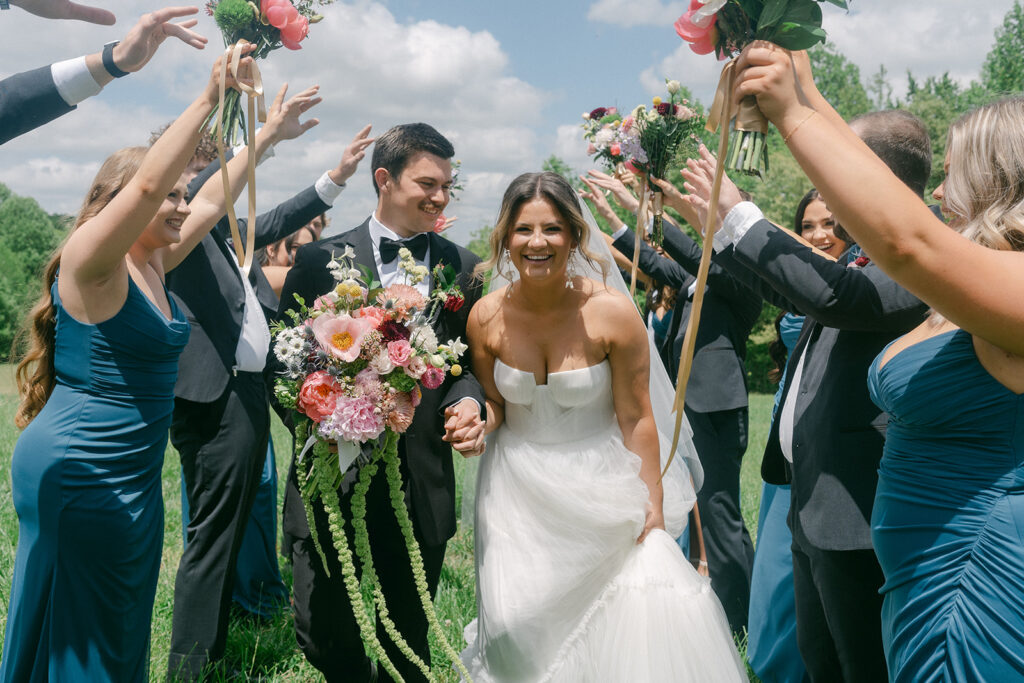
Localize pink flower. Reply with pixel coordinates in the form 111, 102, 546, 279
587, 143, 597, 155
405, 354, 427, 380
297, 370, 342, 422
621, 115, 635, 132
310, 312, 371, 362
312, 293, 337, 312
421, 365, 445, 390
410, 385, 422, 408
378, 284, 426, 322
433, 214, 448, 233
333, 394, 385, 442
387, 339, 414, 367
688, 26, 718, 55
609, 143, 622, 156
354, 367, 383, 397
265, 0, 296, 29
386, 391, 415, 433
356, 305, 387, 330
281, 14, 309, 43
674, 8, 715, 43
607, 106, 618, 116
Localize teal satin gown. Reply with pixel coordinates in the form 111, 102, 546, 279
869, 329, 1024, 681
1, 278, 188, 682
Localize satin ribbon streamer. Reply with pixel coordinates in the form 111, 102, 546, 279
214, 40, 267, 275
628, 176, 650, 299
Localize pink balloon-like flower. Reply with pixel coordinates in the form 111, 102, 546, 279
674, 8, 715, 43
266, 4, 292, 29
689, 26, 718, 55
281, 14, 308, 43
311, 312, 372, 362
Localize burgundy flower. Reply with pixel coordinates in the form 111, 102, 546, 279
444, 292, 465, 312
657, 102, 674, 117
379, 320, 411, 342
589, 107, 608, 120
853, 255, 871, 268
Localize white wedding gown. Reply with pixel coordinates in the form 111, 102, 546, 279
460, 358, 747, 682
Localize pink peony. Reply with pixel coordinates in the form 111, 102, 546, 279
404, 354, 427, 380
297, 370, 342, 422
265, 2, 295, 29
421, 365, 445, 390
387, 339, 414, 367
674, 8, 715, 44
689, 26, 718, 55
333, 394, 385, 442
609, 143, 622, 157
386, 392, 415, 433
310, 312, 371, 362
356, 305, 387, 330
280, 14, 308, 43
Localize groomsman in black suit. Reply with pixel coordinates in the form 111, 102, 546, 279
608, 216, 761, 634
163, 102, 374, 677
702, 110, 933, 681
277, 123, 486, 683
0, 5, 206, 145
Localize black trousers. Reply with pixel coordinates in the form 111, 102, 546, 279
289, 456, 447, 683
687, 405, 754, 634
167, 372, 270, 680
791, 523, 887, 682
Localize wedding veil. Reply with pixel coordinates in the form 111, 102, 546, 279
460, 195, 703, 538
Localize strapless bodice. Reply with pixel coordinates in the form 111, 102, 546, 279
494, 358, 615, 445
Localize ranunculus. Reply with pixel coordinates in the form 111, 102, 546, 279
609, 143, 622, 157
265, 1, 295, 29
310, 312, 371, 362
297, 370, 342, 422
421, 365, 445, 390
355, 305, 387, 330
387, 339, 414, 367
657, 102, 673, 117
386, 391, 415, 433
589, 107, 608, 120
405, 354, 427, 380
379, 320, 411, 343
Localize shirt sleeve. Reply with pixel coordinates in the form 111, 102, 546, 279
314, 170, 346, 206
50, 56, 102, 106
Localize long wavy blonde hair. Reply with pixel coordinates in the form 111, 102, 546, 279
474, 171, 608, 283
13, 147, 147, 428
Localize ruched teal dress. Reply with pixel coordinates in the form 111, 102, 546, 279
869, 329, 1024, 681
1, 278, 188, 682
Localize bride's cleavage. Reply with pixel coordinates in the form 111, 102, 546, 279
497, 357, 608, 386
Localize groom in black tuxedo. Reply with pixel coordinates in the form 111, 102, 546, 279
277, 123, 486, 683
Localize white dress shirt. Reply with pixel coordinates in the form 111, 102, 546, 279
51, 57, 101, 106
368, 214, 431, 297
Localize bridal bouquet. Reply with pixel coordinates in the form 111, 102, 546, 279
626, 80, 704, 246
206, 0, 333, 143
674, 0, 847, 177
581, 106, 630, 172
272, 247, 472, 681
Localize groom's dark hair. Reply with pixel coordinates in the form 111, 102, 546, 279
371, 123, 455, 196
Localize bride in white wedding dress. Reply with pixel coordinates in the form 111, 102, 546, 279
458, 172, 746, 682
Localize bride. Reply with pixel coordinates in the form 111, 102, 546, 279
458, 172, 746, 682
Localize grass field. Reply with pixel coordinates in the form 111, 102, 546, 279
0, 385, 773, 681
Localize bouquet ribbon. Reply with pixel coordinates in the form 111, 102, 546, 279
706, 58, 769, 137
662, 61, 737, 478
628, 177, 650, 298
214, 40, 267, 275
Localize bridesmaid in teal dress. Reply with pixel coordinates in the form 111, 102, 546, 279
729, 49, 1024, 682
0, 48, 263, 682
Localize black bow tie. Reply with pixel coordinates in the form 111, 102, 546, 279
379, 233, 429, 264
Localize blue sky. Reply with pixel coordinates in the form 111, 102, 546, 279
0, 0, 1016, 245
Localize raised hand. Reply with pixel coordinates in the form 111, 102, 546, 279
202, 42, 256, 105
329, 125, 376, 186
734, 41, 814, 136
262, 83, 323, 144
443, 399, 485, 458
9, 0, 115, 24
578, 174, 621, 227
583, 169, 640, 213
679, 145, 745, 233
112, 6, 208, 73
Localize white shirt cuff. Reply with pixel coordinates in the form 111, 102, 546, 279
315, 170, 346, 206
51, 56, 102, 106
611, 224, 630, 241
715, 201, 764, 252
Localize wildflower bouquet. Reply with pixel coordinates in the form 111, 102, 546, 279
581, 106, 631, 172
626, 80, 704, 246
206, 0, 333, 144
272, 246, 472, 681
674, 0, 848, 177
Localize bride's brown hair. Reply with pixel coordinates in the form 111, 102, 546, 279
12, 147, 147, 428
474, 172, 608, 282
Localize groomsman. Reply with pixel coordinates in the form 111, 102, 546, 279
277, 123, 486, 683
705, 110, 933, 681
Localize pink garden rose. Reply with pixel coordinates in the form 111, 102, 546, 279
387, 339, 414, 367
297, 370, 341, 422
421, 365, 445, 390
404, 354, 427, 380
311, 312, 372, 362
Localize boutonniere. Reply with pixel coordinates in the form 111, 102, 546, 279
850, 255, 871, 268
430, 262, 465, 313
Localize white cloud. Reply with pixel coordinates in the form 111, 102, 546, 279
587, 0, 687, 28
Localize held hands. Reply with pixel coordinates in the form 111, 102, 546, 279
9, 0, 114, 24
329, 125, 376, 186
113, 6, 208, 72
262, 83, 323, 144
443, 399, 485, 458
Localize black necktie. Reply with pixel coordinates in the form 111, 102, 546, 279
379, 233, 429, 264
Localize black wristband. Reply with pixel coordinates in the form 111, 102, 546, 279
102, 41, 129, 78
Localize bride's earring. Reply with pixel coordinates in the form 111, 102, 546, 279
499, 248, 514, 283
565, 251, 578, 289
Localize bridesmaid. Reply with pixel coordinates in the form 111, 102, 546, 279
0, 47, 269, 681
735, 44, 1024, 681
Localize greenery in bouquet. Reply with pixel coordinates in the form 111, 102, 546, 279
205, 0, 333, 144
626, 80, 705, 246
272, 246, 471, 680
581, 106, 629, 172
674, 0, 848, 178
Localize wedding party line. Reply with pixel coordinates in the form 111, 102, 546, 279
2, 0, 1024, 681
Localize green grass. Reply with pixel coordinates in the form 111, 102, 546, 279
0, 390, 773, 681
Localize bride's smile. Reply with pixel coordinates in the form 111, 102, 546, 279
508, 198, 575, 281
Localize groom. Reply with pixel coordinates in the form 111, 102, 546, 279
277, 123, 486, 683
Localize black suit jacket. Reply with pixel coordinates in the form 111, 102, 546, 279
277, 220, 486, 547
0, 65, 75, 145
716, 219, 928, 550
167, 160, 330, 402
614, 226, 761, 413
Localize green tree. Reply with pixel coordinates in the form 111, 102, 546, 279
982, 0, 1024, 94
868, 63, 894, 110
808, 42, 871, 119
466, 224, 493, 261
541, 154, 579, 187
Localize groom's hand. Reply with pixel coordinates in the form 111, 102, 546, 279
443, 399, 485, 458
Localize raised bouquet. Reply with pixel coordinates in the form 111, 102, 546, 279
674, 0, 847, 177
206, 0, 333, 144
272, 247, 472, 681
581, 106, 629, 172
625, 80, 704, 246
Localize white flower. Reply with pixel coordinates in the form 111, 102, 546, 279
369, 349, 394, 374
429, 353, 446, 368
342, 245, 356, 259
398, 246, 412, 260
346, 268, 361, 280
447, 337, 468, 357
594, 127, 615, 147
410, 325, 438, 354
582, 112, 591, 120
694, 0, 727, 25
666, 80, 681, 95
